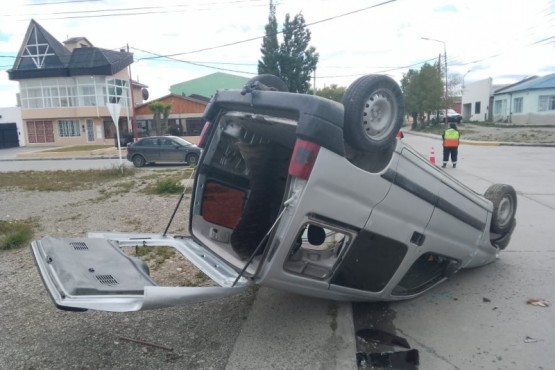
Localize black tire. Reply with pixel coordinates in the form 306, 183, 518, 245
186, 153, 199, 166
132, 155, 146, 168
245, 74, 288, 92
342, 75, 404, 151
484, 184, 517, 234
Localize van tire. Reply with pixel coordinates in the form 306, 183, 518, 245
245, 74, 288, 92
343, 75, 404, 151
484, 184, 517, 234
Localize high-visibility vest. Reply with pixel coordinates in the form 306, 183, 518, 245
443, 129, 460, 147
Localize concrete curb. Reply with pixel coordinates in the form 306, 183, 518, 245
225, 287, 357, 370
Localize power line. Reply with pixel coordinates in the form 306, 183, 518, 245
3, 0, 266, 20
138, 0, 398, 60
132, 46, 256, 75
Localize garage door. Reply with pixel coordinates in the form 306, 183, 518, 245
0, 123, 19, 149
27, 121, 54, 144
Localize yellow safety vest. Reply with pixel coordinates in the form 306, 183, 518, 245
443, 129, 460, 147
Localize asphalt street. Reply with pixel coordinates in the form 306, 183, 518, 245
1, 134, 554, 369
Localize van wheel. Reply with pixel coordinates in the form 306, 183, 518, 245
484, 184, 517, 234
245, 74, 288, 92
342, 75, 404, 151
132, 155, 146, 168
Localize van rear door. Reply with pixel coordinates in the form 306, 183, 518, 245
31, 232, 250, 312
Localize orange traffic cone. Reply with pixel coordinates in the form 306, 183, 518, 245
429, 147, 436, 165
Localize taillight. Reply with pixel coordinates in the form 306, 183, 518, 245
198, 121, 211, 148
288, 138, 320, 180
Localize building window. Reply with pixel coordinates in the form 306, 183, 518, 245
494, 99, 508, 114
513, 97, 523, 113
19, 76, 106, 109
58, 119, 81, 137
539, 95, 555, 112
79, 85, 97, 106
494, 100, 502, 114
475, 102, 481, 114
106, 78, 128, 106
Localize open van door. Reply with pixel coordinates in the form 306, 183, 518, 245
31, 232, 250, 312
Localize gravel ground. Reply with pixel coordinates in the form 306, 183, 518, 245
0, 169, 256, 370
458, 123, 555, 144
405, 122, 555, 144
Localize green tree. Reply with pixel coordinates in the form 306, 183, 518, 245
258, 1, 280, 76
258, 7, 319, 93
279, 13, 319, 93
401, 62, 444, 129
148, 102, 172, 135
314, 84, 346, 102
419, 62, 444, 121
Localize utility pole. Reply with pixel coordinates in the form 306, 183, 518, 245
127, 44, 138, 141
422, 37, 448, 124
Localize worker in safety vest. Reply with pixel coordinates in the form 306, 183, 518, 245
442, 123, 460, 168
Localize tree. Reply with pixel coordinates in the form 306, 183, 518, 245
148, 102, 172, 135
401, 62, 444, 129
258, 1, 280, 76
258, 7, 319, 93
278, 13, 319, 93
314, 84, 346, 102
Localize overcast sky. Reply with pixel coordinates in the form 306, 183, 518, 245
0, 0, 554, 107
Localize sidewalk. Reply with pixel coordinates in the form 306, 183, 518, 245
0, 145, 123, 161
225, 287, 357, 370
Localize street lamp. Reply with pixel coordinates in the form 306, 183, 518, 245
462, 69, 472, 89
422, 37, 448, 124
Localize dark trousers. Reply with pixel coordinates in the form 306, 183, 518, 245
443, 146, 458, 163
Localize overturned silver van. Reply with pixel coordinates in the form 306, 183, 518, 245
31, 74, 517, 312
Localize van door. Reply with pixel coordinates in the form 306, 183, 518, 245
31, 232, 250, 312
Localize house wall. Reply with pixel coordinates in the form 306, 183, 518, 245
0, 107, 25, 146
461, 78, 492, 122
494, 89, 555, 125
135, 95, 206, 115
134, 95, 208, 136
17, 72, 143, 146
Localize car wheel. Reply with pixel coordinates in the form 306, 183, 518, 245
132, 155, 146, 168
245, 74, 288, 92
342, 74, 404, 151
186, 153, 199, 166
484, 184, 517, 234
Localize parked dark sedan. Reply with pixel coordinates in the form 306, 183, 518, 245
126, 136, 201, 167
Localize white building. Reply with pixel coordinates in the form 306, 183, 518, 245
461, 78, 508, 123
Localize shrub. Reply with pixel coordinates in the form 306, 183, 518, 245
0, 219, 36, 250
156, 178, 185, 194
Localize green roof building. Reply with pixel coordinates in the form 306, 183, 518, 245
170, 72, 250, 99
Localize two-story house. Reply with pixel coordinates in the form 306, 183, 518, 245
7, 19, 146, 146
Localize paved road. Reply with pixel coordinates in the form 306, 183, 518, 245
1, 136, 554, 369
0, 147, 193, 172
351, 133, 555, 369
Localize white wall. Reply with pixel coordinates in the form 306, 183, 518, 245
461, 78, 492, 122
494, 89, 555, 125
0, 106, 25, 146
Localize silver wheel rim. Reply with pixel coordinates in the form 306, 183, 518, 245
497, 196, 513, 228
362, 88, 397, 142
